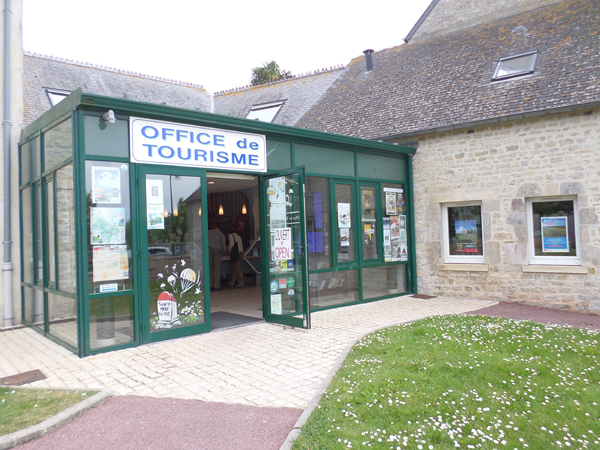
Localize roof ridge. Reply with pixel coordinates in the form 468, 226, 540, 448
24, 50, 206, 90
214, 65, 346, 95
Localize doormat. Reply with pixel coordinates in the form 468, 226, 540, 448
210, 312, 263, 330
410, 294, 437, 299
0, 369, 47, 386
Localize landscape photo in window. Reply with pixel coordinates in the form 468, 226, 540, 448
454, 220, 479, 253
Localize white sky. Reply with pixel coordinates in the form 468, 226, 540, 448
22, 0, 431, 94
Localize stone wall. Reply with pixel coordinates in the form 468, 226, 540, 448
410, 0, 559, 43
406, 107, 600, 313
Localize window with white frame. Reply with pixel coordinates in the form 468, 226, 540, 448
492, 51, 537, 81
526, 197, 580, 265
46, 89, 70, 106
245, 100, 285, 122
442, 203, 484, 263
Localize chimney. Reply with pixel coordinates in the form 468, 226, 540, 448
363, 49, 374, 72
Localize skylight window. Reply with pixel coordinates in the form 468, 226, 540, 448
246, 101, 285, 122
46, 89, 70, 106
492, 51, 537, 81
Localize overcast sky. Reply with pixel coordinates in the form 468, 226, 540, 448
22, 0, 431, 94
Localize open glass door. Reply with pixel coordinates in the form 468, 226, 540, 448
137, 165, 208, 343
261, 168, 310, 328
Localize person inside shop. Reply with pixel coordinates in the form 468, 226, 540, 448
208, 220, 227, 291
227, 225, 244, 289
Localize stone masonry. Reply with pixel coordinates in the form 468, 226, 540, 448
406, 107, 600, 313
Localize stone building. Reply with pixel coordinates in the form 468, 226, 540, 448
2, 0, 599, 329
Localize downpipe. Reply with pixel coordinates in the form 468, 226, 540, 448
3, 0, 13, 327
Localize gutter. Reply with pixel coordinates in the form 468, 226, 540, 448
376, 101, 600, 142
3, 0, 12, 327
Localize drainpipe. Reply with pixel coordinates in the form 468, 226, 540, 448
3, 0, 12, 327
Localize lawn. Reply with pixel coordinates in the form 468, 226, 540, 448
0, 388, 95, 436
293, 315, 600, 449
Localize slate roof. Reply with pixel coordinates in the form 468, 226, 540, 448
214, 68, 345, 127
296, 0, 600, 139
23, 53, 212, 125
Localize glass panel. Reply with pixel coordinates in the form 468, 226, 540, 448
35, 185, 43, 284
246, 104, 282, 122
84, 115, 129, 158
336, 184, 355, 263
43, 118, 73, 170
56, 164, 76, 293
363, 265, 406, 299
22, 286, 44, 328
46, 178, 56, 285
306, 177, 331, 270
20, 137, 40, 185
295, 144, 355, 177
495, 53, 536, 79
21, 187, 34, 284
86, 161, 132, 293
361, 185, 378, 260
48, 292, 77, 348
265, 174, 305, 317
382, 183, 408, 262
309, 269, 359, 309
147, 175, 205, 332
90, 295, 134, 349
266, 140, 291, 170
447, 205, 483, 256
357, 153, 405, 182
532, 201, 576, 257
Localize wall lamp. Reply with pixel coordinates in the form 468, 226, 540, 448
102, 110, 116, 124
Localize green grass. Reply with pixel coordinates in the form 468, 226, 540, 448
293, 315, 600, 449
0, 388, 96, 436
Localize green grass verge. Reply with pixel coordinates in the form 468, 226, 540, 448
293, 315, 600, 449
0, 388, 97, 436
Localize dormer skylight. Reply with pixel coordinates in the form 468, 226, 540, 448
492, 51, 538, 81
246, 100, 285, 122
46, 89, 70, 106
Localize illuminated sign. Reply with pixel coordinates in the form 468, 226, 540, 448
130, 117, 266, 172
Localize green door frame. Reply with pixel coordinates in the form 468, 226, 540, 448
260, 167, 311, 329
135, 164, 211, 344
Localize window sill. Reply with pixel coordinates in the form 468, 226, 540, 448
440, 264, 489, 272
522, 265, 588, 274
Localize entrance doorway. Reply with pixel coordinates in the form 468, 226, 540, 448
205, 172, 263, 330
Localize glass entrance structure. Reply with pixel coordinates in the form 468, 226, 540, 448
18, 89, 417, 357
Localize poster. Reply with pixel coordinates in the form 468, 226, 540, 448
383, 217, 392, 262
270, 294, 282, 315
391, 237, 401, 262
92, 245, 129, 282
396, 192, 406, 214
338, 203, 351, 228
307, 231, 325, 253
92, 166, 121, 204
340, 228, 350, 247
91, 207, 126, 244
267, 176, 287, 228
390, 216, 400, 238
399, 243, 408, 261
273, 227, 291, 261
385, 192, 397, 215
314, 192, 324, 229
147, 204, 165, 230
541, 217, 569, 252
146, 179, 164, 205
399, 229, 407, 243
455, 220, 479, 253
398, 215, 406, 229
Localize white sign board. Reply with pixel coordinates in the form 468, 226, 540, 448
130, 117, 267, 172
273, 227, 292, 261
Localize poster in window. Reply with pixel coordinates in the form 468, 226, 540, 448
455, 220, 479, 253
385, 192, 397, 215
146, 179, 164, 205
147, 204, 165, 230
267, 176, 287, 228
314, 192, 324, 229
340, 228, 350, 247
398, 215, 406, 229
91, 207, 126, 244
399, 243, 408, 261
391, 237, 401, 262
92, 245, 129, 282
396, 192, 406, 214
390, 216, 400, 238
383, 217, 392, 262
92, 166, 121, 204
541, 216, 569, 252
338, 203, 351, 228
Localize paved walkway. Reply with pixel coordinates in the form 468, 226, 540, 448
0, 296, 493, 409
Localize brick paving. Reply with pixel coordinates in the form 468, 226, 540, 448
0, 296, 493, 409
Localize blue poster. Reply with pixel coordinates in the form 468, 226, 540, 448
314, 192, 324, 229
308, 231, 325, 253
541, 217, 569, 252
